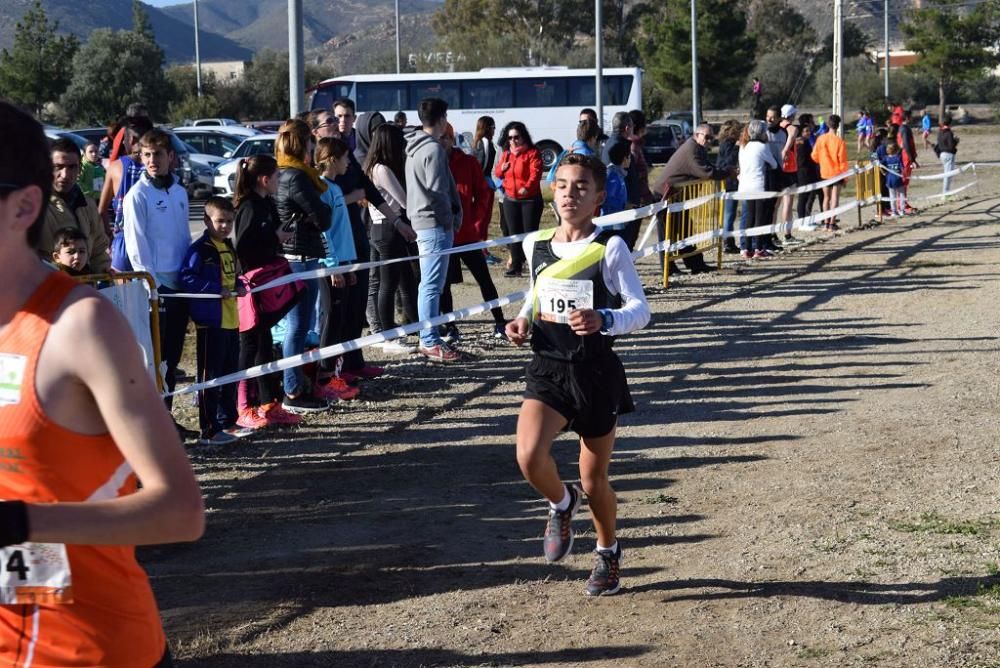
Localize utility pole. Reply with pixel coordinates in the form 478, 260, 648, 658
883, 0, 890, 100
832, 0, 843, 134
595, 0, 604, 128
288, 0, 304, 117
395, 0, 401, 75
193, 0, 202, 98
690, 0, 699, 125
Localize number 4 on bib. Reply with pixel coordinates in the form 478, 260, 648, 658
0, 543, 73, 604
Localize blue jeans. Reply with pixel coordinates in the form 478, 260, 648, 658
723, 197, 738, 245
282, 259, 319, 396
940, 152, 955, 194
416, 226, 453, 348
738, 200, 750, 251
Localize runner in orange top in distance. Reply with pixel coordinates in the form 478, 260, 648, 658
0, 101, 204, 667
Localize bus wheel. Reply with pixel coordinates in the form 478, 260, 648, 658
537, 141, 562, 171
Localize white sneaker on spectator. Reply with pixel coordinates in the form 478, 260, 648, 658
798, 221, 819, 232
379, 339, 417, 355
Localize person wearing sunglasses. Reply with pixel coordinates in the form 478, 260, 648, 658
495, 121, 543, 278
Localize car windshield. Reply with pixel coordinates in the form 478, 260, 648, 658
646, 127, 674, 144
234, 139, 275, 158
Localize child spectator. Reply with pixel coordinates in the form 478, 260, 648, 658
603, 141, 630, 216
314, 136, 362, 402
232, 155, 303, 429
123, 128, 192, 433
50, 226, 92, 275
882, 143, 905, 218
180, 196, 246, 445
811, 114, 848, 231
79, 141, 106, 202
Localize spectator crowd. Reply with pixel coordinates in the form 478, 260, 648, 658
29, 95, 958, 445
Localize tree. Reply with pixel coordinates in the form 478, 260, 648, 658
0, 0, 79, 117
818, 22, 871, 63
132, 0, 155, 41
639, 0, 756, 113
61, 28, 172, 125
746, 0, 817, 54
901, 0, 1000, 122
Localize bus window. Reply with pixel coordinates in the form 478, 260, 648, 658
310, 82, 353, 110
410, 81, 461, 109
462, 80, 514, 109
515, 78, 568, 108
567, 75, 634, 107
357, 82, 409, 112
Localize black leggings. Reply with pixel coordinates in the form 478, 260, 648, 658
318, 277, 350, 374
441, 249, 506, 325
796, 169, 818, 219
502, 195, 543, 271
374, 233, 418, 330
238, 323, 279, 406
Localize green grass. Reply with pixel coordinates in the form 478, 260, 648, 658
641, 493, 679, 505
888, 512, 997, 536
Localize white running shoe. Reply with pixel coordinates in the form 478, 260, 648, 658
379, 339, 417, 355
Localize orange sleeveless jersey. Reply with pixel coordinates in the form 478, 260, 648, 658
0, 272, 166, 667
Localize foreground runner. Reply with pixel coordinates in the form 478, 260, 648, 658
506, 153, 651, 596
0, 102, 205, 666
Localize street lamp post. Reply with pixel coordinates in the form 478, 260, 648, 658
691, 0, 700, 125
395, 0, 401, 75
288, 0, 304, 116
883, 0, 890, 100
193, 0, 202, 98
595, 0, 604, 127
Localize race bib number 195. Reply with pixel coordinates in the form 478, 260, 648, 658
536, 277, 594, 324
0, 543, 73, 605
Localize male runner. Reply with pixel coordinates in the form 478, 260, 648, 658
506, 153, 651, 596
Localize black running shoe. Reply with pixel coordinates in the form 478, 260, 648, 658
281, 394, 329, 414
586, 543, 623, 596
543, 484, 583, 563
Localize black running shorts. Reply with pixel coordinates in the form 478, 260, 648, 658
523, 353, 634, 438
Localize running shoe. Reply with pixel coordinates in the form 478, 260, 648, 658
493, 323, 509, 341
282, 394, 329, 413
798, 221, 819, 232
262, 402, 303, 426
224, 426, 255, 439
753, 249, 773, 259
543, 484, 583, 563
783, 235, 803, 246
740, 249, 753, 259
585, 543, 623, 596
236, 406, 269, 431
315, 376, 360, 401
484, 252, 503, 266
419, 342, 460, 363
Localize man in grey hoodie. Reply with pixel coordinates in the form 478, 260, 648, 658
406, 97, 463, 362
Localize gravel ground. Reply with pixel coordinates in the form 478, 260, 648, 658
148, 151, 1000, 667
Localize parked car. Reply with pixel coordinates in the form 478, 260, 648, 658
43, 127, 90, 151
162, 129, 225, 200
245, 120, 284, 133
663, 118, 692, 143
69, 127, 109, 147
212, 133, 277, 196
172, 127, 243, 158
190, 118, 259, 138
643, 123, 679, 165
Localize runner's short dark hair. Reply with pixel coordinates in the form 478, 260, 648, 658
333, 98, 356, 114
0, 101, 53, 247
556, 152, 607, 193
50, 137, 81, 157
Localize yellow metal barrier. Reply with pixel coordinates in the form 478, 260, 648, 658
854, 161, 882, 226
662, 179, 725, 288
74, 271, 164, 391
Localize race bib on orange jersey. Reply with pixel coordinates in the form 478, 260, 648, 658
0, 543, 73, 605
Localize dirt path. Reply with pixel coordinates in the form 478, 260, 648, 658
149, 182, 1000, 667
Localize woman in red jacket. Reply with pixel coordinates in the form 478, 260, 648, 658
495, 121, 543, 277
440, 124, 508, 340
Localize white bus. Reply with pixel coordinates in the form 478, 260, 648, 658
307, 67, 642, 169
